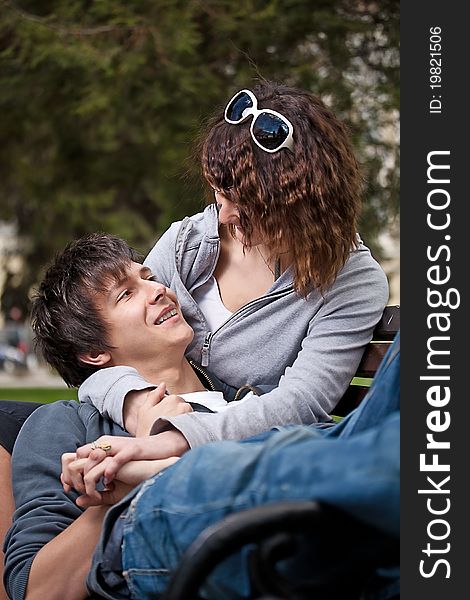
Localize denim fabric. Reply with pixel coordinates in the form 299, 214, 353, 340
87, 503, 131, 599
89, 332, 400, 600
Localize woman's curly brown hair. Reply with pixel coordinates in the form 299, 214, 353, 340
199, 81, 362, 296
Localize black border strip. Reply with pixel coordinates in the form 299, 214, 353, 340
401, 2, 467, 597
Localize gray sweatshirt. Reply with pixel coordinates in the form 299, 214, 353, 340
3, 401, 129, 600
79, 205, 389, 446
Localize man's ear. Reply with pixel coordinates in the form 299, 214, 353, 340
79, 350, 112, 368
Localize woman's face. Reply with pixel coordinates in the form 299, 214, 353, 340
214, 190, 263, 246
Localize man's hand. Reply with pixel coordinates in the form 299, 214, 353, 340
62, 429, 189, 498
61, 453, 179, 507
123, 383, 193, 436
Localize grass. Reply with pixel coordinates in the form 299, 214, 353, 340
0, 378, 372, 408
350, 376, 372, 387
0, 388, 78, 403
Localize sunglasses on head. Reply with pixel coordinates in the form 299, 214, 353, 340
224, 89, 294, 154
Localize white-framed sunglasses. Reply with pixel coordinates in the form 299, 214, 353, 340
224, 89, 294, 153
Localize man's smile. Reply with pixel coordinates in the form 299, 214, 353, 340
154, 307, 178, 326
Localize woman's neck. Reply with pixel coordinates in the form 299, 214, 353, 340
220, 225, 292, 273
214, 227, 292, 312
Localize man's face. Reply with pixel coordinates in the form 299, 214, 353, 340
94, 262, 193, 369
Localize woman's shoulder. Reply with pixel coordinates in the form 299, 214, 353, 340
330, 240, 389, 296
176, 204, 219, 242
150, 205, 218, 253
143, 205, 220, 291
347, 239, 386, 272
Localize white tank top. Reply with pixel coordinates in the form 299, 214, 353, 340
193, 276, 233, 332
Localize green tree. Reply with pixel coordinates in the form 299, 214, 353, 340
0, 0, 399, 317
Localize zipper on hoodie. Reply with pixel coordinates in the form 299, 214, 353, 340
188, 359, 217, 391
174, 210, 295, 368
199, 286, 294, 368
201, 332, 212, 367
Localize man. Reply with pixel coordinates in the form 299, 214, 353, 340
2, 232, 254, 600
0, 228, 253, 594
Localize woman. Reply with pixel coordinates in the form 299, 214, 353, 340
78, 81, 389, 449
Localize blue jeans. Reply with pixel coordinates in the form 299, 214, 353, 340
88, 332, 400, 600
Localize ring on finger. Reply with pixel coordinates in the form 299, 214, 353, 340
90, 440, 112, 452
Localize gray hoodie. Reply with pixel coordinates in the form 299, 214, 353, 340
79, 205, 389, 446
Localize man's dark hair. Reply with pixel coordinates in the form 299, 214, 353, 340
31, 233, 142, 387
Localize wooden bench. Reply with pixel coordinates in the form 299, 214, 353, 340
333, 304, 400, 417
162, 306, 400, 600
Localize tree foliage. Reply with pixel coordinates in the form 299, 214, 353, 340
0, 0, 399, 316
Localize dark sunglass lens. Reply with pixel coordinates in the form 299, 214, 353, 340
252, 113, 289, 150
226, 92, 253, 122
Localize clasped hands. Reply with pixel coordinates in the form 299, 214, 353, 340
61, 382, 191, 507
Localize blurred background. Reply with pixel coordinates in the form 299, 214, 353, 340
0, 0, 399, 385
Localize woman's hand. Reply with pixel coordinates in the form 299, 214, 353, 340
61, 452, 179, 507
135, 390, 192, 437
62, 436, 158, 494
62, 430, 189, 496
123, 383, 192, 436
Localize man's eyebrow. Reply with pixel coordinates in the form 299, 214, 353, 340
140, 266, 153, 278
108, 266, 152, 294
109, 274, 130, 293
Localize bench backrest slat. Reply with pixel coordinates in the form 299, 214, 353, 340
372, 305, 400, 340
333, 305, 399, 417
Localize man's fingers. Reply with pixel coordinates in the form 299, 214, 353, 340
76, 492, 104, 508
60, 472, 72, 493
82, 459, 110, 499
61, 452, 77, 490
76, 481, 130, 508
83, 447, 110, 476
64, 457, 89, 494
75, 442, 94, 460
